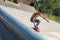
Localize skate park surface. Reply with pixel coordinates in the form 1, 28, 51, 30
0, 5, 60, 40
0, 0, 60, 39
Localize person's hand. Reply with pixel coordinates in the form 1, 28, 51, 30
47, 20, 49, 22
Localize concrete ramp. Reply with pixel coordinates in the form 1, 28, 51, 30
0, 5, 60, 40
0, 5, 46, 40
0, 18, 21, 40
0, 0, 36, 13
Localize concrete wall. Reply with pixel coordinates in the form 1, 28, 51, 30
0, 0, 36, 12
0, 20, 20, 40
0, 0, 5, 5
17, 0, 31, 5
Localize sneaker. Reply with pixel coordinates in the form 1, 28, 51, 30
33, 27, 40, 32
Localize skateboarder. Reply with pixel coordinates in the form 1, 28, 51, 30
30, 12, 49, 32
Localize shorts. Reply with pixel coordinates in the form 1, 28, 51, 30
30, 18, 39, 23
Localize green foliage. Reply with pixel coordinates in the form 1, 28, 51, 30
33, 0, 57, 12
43, 13, 60, 23
53, 8, 60, 16
29, 0, 60, 23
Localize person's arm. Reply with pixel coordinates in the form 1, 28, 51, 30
39, 13, 49, 22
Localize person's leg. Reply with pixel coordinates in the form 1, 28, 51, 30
35, 19, 40, 27
30, 18, 40, 32
30, 18, 35, 26
34, 19, 40, 30
36, 21, 40, 27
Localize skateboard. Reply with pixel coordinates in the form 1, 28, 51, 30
33, 27, 40, 32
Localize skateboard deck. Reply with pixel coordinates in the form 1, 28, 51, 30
33, 27, 40, 32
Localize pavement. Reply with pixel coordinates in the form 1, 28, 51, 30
0, 5, 60, 40
0, 0, 36, 12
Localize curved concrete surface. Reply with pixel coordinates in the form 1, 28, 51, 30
0, 0, 36, 13
0, 20, 20, 40
0, 5, 60, 40
0, 6, 46, 40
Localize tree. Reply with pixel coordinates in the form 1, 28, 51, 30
53, 8, 60, 17
30, 0, 60, 18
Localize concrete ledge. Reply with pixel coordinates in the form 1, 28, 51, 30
0, 7, 46, 40
0, 0, 36, 12
0, 15, 27, 40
